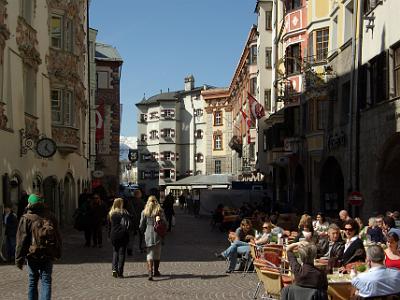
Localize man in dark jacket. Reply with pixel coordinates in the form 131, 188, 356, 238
15, 194, 62, 300
163, 192, 175, 232
318, 223, 344, 266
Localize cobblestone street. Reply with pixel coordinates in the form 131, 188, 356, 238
0, 210, 257, 299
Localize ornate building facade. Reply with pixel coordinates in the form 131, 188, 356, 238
94, 42, 123, 197
0, 0, 90, 226
136, 76, 210, 195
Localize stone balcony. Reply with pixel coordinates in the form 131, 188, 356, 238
52, 125, 80, 154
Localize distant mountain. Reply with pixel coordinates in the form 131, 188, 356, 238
120, 136, 137, 161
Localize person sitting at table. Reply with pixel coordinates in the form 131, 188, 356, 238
342, 219, 366, 266
383, 216, 400, 245
352, 245, 400, 298
318, 224, 344, 264
252, 221, 273, 245
313, 212, 330, 236
294, 221, 319, 244
385, 232, 400, 270
286, 241, 328, 290
365, 217, 385, 243
215, 218, 255, 273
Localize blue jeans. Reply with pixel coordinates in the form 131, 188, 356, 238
222, 240, 250, 271
27, 259, 53, 300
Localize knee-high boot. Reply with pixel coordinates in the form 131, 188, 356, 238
147, 260, 153, 280
154, 260, 160, 277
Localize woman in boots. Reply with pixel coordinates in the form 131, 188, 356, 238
140, 195, 166, 280
108, 198, 130, 278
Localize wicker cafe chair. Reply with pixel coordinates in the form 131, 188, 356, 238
251, 243, 288, 299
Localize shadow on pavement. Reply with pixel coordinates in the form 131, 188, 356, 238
56, 210, 230, 264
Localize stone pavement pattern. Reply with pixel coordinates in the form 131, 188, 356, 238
0, 210, 257, 299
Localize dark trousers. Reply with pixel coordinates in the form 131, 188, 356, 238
112, 244, 126, 275
92, 226, 102, 246
84, 229, 91, 246
6, 235, 16, 261
166, 214, 173, 231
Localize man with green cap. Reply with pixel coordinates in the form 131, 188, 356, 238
15, 193, 62, 300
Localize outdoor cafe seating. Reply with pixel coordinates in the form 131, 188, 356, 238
249, 242, 358, 300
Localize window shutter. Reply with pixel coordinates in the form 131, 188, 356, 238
171, 152, 175, 161
176, 153, 179, 160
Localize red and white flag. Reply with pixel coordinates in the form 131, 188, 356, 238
240, 109, 252, 144
248, 93, 265, 120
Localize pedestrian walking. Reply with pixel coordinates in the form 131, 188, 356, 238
108, 198, 131, 278
132, 189, 145, 252
178, 191, 186, 210
15, 194, 62, 300
163, 192, 175, 232
123, 195, 135, 256
3, 204, 18, 262
140, 195, 167, 280
88, 194, 107, 248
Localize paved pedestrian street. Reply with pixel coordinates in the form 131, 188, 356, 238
0, 211, 257, 299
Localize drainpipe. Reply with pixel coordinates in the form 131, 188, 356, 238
355, 0, 364, 216
349, 0, 362, 217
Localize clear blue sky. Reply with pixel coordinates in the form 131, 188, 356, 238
90, 1, 257, 137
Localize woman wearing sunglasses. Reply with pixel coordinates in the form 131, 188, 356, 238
342, 219, 366, 265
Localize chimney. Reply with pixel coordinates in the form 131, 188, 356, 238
184, 74, 195, 91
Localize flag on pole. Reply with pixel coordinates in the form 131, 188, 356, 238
240, 109, 252, 144
248, 92, 265, 119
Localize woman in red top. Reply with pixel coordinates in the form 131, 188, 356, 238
384, 232, 400, 269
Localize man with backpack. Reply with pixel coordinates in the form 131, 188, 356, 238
15, 194, 62, 300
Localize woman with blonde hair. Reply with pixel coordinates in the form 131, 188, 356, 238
140, 195, 166, 280
108, 198, 131, 278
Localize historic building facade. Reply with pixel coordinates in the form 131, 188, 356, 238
136, 76, 210, 195
255, 0, 274, 177
229, 26, 258, 180
94, 42, 123, 197
0, 0, 90, 226
201, 88, 232, 175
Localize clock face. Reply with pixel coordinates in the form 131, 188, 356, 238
36, 138, 57, 158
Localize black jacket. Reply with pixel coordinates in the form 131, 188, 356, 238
109, 212, 130, 246
287, 251, 328, 290
318, 238, 345, 261
281, 284, 328, 300
342, 237, 366, 265
4, 211, 18, 237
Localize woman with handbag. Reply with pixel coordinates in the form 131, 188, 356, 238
140, 195, 167, 280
